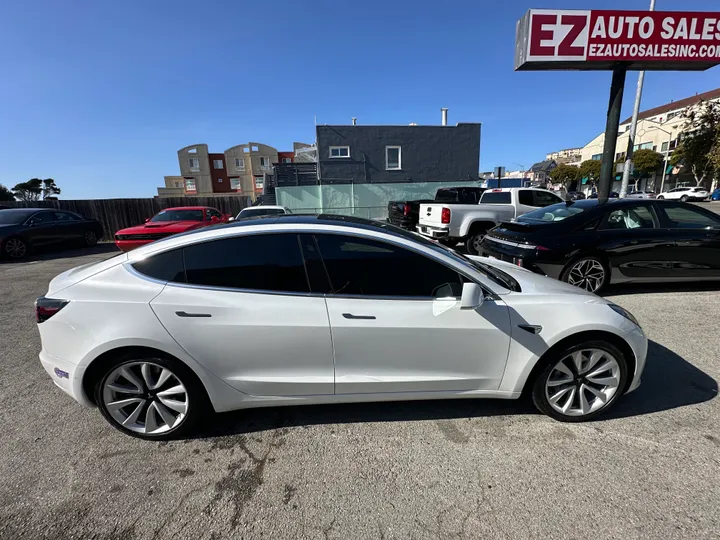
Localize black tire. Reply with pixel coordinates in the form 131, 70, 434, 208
464, 230, 487, 255
84, 229, 98, 247
531, 339, 629, 422
3, 237, 28, 259
680, 195, 689, 202
560, 255, 609, 294
94, 352, 210, 440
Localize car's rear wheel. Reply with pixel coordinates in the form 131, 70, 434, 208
3, 237, 28, 259
680, 195, 689, 202
94, 353, 208, 440
532, 340, 628, 421
465, 230, 486, 255
84, 230, 98, 246
561, 256, 609, 293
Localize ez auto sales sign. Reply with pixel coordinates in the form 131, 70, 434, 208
515, 10, 720, 71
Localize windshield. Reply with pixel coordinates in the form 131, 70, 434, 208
0, 210, 34, 225
518, 202, 588, 223
151, 209, 204, 222
239, 208, 285, 218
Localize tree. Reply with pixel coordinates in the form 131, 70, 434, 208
12, 178, 43, 201
632, 149, 664, 190
549, 163, 580, 190
578, 160, 602, 188
671, 100, 720, 187
0, 184, 14, 201
41, 178, 61, 200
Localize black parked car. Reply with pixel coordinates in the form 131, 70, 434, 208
0, 208, 103, 259
478, 199, 720, 293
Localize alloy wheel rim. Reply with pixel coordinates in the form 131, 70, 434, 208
545, 349, 621, 417
5, 239, 26, 258
102, 361, 188, 435
85, 231, 97, 245
472, 234, 483, 253
567, 259, 605, 292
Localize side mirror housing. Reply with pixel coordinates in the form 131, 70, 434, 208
227, 216, 235, 222
460, 282, 484, 310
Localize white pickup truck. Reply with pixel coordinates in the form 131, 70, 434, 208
416, 187, 563, 254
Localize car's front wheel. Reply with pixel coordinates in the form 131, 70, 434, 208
680, 195, 689, 202
532, 340, 628, 421
94, 353, 208, 440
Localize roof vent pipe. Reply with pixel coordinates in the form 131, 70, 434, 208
441, 108, 448, 126
351, 117, 357, 125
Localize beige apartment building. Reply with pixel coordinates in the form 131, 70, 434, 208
157, 142, 309, 199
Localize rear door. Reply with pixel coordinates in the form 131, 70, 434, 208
596, 204, 675, 279
149, 232, 335, 396
53, 211, 84, 242
655, 203, 720, 278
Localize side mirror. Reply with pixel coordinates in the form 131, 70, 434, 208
227, 216, 235, 222
145, 218, 150, 223
460, 282, 484, 310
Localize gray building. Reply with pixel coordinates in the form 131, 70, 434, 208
315, 121, 481, 185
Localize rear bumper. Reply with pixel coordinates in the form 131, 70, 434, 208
115, 239, 154, 252
416, 224, 450, 239
39, 350, 93, 407
387, 217, 414, 230
479, 240, 564, 280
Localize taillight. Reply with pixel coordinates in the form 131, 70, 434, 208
536, 245, 551, 252
403, 204, 410, 217
35, 297, 68, 323
441, 207, 451, 224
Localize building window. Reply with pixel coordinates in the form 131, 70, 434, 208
188, 158, 200, 171
254, 176, 264, 190
329, 146, 350, 158
661, 141, 669, 152
259, 156, 271, 170
591, 154, 602, 161
615, 152, 626, 161
230, 178, 242, 191
251, 145, 259, 152
235, 158, 245, 171
282, 157, 292, 163
184, 178, 197, 194
386, 146, 402, 170
213, 159, 223, 169
633, 142, 653, 151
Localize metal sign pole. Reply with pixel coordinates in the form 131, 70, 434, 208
598, 65, 627, 204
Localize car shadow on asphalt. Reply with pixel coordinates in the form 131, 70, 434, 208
195, 340, 717, 439
0, 242, 120, 264
603, 281, 720, 295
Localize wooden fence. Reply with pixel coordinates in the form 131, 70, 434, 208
2, 196, 252, 239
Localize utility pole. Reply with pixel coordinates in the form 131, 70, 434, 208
619, 0, 656, 198
598, 66, 627, 204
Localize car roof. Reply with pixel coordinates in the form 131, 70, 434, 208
0, 207, 51, 212
161, 206, 210, 211
240, 205, 286, 210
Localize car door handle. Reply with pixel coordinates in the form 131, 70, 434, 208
175, 311, 212, 318
342, 313, 376, 320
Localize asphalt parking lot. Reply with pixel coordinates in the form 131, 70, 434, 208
0, 244, 719, 540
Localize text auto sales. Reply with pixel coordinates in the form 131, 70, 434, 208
589, 15, 720, 59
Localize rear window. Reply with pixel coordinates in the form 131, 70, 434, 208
132, 249, 186, 282
480, 191, 511, 204
518, 202, 589, 222
434, 190, 459, 203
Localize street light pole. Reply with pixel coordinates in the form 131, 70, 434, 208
645, 121, 672, 194
620, 0, 656, 199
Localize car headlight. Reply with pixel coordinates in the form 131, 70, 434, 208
608, 303, 640, 327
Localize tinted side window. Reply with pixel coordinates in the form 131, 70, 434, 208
534, 191, 562, 207
30, 212, 56, 224
132, 249, 186, 283
661, 206, 720, 229
518, 190, 534, 206
207, 209, 222, 219
54, 212, 81, 222
315, 234, 462, 297
599, 206, 656, 230
183, 233, 309, 293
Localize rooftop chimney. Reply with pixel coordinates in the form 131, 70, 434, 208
351, 117, 357, 125
441, 108, 448, 126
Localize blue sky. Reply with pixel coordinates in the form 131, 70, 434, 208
1, 0, 719, 199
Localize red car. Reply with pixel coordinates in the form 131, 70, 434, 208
114, 206, 230, 252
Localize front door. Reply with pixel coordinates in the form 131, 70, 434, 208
655, 203, 720, 278
311, 233, 512, 394
149, 232, 335, 396
24, 211, 58, 246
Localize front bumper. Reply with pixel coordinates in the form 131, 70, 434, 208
624, 324, 648, 393
115, 239, 154, 252
416, 224, 449, 239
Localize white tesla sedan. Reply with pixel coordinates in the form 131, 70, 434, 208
36, 215, 647, 440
